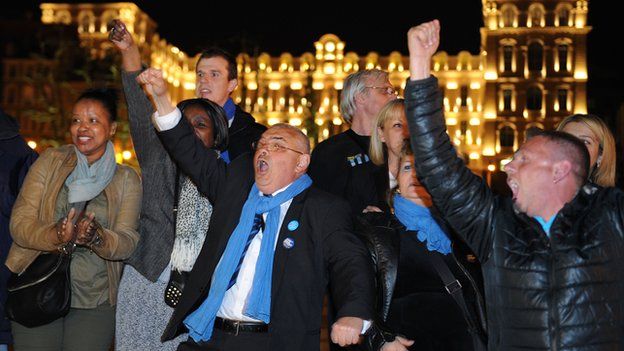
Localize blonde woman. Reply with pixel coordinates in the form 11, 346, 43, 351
369, 99, 408, 196
557, 114, 616, 187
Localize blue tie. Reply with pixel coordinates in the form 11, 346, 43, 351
227, 213, 265, 290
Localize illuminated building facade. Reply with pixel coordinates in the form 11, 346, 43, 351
1, 0, 590, 171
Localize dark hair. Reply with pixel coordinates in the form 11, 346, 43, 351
533, 130, 590, 186
177, 98, 229, 151
75, 88, 118, 122
196, 47, 238, 81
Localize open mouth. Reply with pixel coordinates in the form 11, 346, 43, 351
77, 136, 92, 143
508, 179, 518, 201
256, 159, 269, 173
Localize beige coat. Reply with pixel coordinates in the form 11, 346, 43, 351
6, 145, 142, 305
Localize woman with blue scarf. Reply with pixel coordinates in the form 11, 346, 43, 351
5, 89, 141, 350
360, 143, 486, 351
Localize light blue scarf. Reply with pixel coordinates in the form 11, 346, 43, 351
184, 174, 313, 342
65, 141, 117, 203
393, 194, 451, 255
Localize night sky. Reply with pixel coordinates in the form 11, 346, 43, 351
2, 1, 622, 122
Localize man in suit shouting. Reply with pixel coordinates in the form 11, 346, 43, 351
137, 68, 374, 351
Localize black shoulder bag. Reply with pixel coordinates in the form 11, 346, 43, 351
6, 251, 73, 328
429, 253, 488, 351
6, 201, 87, 328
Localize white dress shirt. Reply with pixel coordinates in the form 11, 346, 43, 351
217, 187, 292, 322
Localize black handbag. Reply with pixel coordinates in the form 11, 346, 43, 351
6, 202, 87, 328
6, 251, 72, 328
164, 269, 189, 308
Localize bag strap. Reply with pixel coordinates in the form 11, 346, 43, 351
429, 253, 487, 351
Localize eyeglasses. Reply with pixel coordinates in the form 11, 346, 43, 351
253, 140, 305, 155
365, 86, 398, 96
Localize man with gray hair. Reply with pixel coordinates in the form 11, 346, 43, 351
308, 69, 397, 214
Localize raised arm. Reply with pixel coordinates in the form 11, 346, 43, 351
405, 20, 496, 262
138, 68, 226, 202
109, 19, 141, 72
110, 19, 173, 172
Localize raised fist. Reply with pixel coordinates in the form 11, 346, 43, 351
407, 19, 440, 61
108, 19, 135, 51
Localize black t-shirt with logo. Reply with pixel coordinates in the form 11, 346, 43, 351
309, 129, 389, 214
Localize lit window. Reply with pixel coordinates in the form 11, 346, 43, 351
528, 42, 543, 72
557, 44, 568, 71
503, 45, 513, 72
556, 4, 572, 27
557, 89, 568, 111
500, 4, 518, 27
500, 126, 515, 148
503, 89, 513, 111
528, 4, 545, 27
527, 86, 542, 111
460, 86, 469, 107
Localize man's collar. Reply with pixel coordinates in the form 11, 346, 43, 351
259, 183, 291, 198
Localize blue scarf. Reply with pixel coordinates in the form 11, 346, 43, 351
220, 98, 237, 164
393, 194, 451, 255
184, 174, 313, 342
65, 141, 117, 203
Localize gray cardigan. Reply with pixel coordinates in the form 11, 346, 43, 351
121, 70, 176, 281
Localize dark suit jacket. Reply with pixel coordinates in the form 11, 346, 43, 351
158, 115, 374, 351
1, 109, 38, 344
227, 106, 266, 162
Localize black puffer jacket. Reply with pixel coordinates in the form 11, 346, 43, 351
405, 76, 624, 351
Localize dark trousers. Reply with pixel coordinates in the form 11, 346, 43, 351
11, 304, 115, 351
177, 328, 270, 351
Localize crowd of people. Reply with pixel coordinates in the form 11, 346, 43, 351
1, 18, 623, 351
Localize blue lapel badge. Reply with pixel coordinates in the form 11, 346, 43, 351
287, 220, 299, 231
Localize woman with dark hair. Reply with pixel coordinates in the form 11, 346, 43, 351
361, 143, 486, 351
110, 21, 230, 350
6, 89, 142, 350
